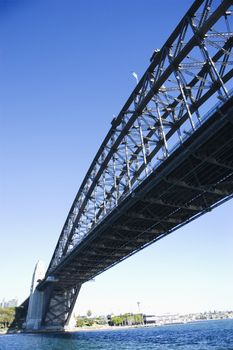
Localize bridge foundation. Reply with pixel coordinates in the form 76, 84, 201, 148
25, 261, 81, 331
25, 260, 45, 330
25, 289, 45, 330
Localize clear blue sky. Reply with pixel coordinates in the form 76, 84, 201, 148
1, 0, 233, 316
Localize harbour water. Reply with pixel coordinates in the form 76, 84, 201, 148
0, 319, 232, 350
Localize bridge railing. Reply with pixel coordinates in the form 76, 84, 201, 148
47, 0, 233, 273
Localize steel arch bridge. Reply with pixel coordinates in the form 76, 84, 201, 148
25, 0, 233, 331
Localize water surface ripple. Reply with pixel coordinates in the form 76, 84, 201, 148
0, 319, 232, 350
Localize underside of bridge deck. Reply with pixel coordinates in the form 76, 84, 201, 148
48, 97, 233, 287
25, 0, 233, 331
37, 97, 233, 329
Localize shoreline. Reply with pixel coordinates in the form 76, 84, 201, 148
1, 317, 232, 335
65, 318, 232, 333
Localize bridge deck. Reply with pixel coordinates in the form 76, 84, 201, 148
22, 0, 233, 330
42, 96, 233, 290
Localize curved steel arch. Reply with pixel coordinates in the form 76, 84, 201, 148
48, 0, 233, 272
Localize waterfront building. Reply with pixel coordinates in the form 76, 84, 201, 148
143, 315, 156, 325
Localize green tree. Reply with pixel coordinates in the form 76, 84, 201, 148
133, 313, 143, 325
111, 316, 123, 326
0, 307, 16, 329
76, 317, 85, 327
85, 318, 94, 326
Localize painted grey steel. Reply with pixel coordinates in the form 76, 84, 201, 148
29, 0, 233, 330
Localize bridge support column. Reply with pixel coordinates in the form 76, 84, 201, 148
25, 260, 45, 330
41, 284, 81, 331
25, 261, 82, 331
25, 288, 45, 330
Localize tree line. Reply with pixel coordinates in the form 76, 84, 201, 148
109, 313, 143, 326
76, 312, 143, 328
0, 307, 15, 329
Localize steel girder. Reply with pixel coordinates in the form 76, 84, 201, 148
46, 99, 233, 285
36, 0, 233, 329
47, 0, 233, 273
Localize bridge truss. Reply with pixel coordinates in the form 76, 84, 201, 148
35, 0, 233, 329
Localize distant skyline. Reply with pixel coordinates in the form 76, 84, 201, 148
1, 0, 233, 317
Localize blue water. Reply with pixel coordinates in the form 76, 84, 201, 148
0, 319, 232, 350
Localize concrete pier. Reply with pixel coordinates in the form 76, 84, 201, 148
25, 261, 45, 330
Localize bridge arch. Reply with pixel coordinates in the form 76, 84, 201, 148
25, 0, 233, 331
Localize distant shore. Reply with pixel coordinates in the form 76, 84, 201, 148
0, 329, 21, 335
67, 324, 146, 332
1, 317, 232, 335
65, 318, 231, 333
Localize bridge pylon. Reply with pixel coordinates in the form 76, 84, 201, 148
40, 283, 81, 331
25, 260, 45, 330
25, 261, 81, 331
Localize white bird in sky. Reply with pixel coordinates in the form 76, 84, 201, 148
131, 71, 139, 84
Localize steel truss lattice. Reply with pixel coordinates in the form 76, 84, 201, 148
42, 285, 81, 328
47, 0, 233, 273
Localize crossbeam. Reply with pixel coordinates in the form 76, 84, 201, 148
165, 177, 229, 196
